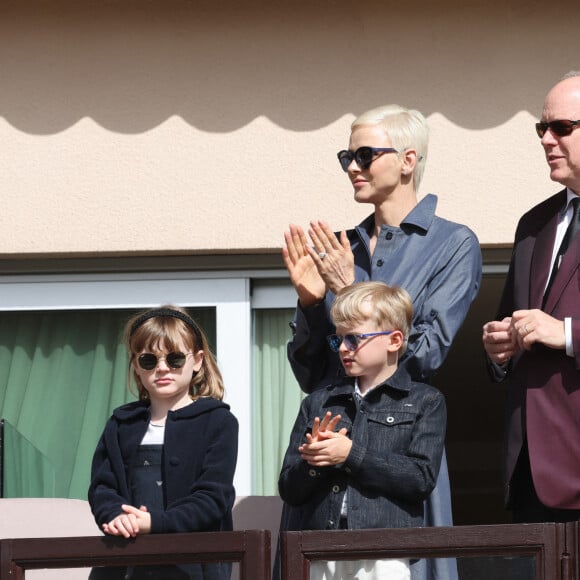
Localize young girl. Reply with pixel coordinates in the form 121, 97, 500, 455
88, 305, 238, 580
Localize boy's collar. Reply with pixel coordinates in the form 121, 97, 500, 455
354, 378, 381, 398
338, 366, 413, 396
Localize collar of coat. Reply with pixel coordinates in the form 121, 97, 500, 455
111, 396, 230, 422
325, 364, 414, 398
353, 193, 438, 238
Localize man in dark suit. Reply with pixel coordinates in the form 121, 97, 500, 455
483, 71, 580, 523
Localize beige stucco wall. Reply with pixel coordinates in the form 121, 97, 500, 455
1, 0, 578, 257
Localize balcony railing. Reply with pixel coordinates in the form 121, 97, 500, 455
1, 510, 580, 579
280, 522, 579, 580
0, 530, 270, 580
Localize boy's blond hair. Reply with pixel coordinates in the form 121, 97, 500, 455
330, 282, 412, 354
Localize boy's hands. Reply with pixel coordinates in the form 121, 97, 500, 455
300, 411, 352, 466
306, 411, 347, 444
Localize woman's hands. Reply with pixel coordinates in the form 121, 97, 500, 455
308, 221, 356, 295
282, 221, 355, 307
283, 224, 326, 307
102, 504, 151, 538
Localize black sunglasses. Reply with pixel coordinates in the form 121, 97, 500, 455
535, 119, 580, 138
337, 146, 399, 172
137, 351, 192, 371
327, 331, 394, 352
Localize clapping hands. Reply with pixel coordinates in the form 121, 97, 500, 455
283, 221, 355, 307
299, 411, 352, 467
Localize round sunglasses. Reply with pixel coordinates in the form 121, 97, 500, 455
337, 146, 399, 172
326, 331, 394, 352
535, 119, 580, 138
136, 351, 192, 371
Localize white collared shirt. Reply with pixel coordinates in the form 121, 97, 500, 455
547, 188, 579, 357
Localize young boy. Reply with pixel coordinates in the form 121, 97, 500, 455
278, 281, 447, 580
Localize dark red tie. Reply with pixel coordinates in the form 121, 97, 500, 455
543, 197, 580, 305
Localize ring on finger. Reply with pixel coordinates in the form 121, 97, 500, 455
318, 252, 328, 260
523, 324, 529, 334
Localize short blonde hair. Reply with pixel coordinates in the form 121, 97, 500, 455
352, 104, 429, 191
330, 282, 412, 354
125, 304, 225, 401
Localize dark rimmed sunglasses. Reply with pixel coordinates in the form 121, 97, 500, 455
535, 119, 580, 138
337, 146, 399, 172
137, 351, 192, 371
327, 331, 394, 352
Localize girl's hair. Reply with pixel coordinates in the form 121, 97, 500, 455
124, 305, 225, 401
330, 282, 413, 354
351, 104, 429, 192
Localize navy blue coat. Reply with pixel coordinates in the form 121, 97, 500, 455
89, 397, 238, 534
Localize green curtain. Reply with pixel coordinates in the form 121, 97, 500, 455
0, 308, 215, 499
252, 309, 303, 495
3, 421, 56, 497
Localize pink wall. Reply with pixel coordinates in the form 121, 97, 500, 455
0, 0, 578, 256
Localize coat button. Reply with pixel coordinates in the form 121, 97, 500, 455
386, 416, 395, 424
376, 259, 384, 267
385, 232, 393, 240
308, 469, 317, 477
169, 457, 180, 466
332, 485, 341, 493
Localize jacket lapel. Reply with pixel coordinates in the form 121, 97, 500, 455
530, 212, 559, 308
543, 234, 580, 312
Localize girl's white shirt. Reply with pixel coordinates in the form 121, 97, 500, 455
142, 422, 165, 444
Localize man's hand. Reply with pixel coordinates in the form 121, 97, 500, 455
482, 317, 518, 365
511, 309, 566, 351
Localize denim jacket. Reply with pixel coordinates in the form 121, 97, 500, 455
278, 366, 446, 531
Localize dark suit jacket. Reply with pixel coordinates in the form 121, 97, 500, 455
492, 188, 580, 509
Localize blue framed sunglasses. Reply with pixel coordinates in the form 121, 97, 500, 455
327, 331, 394, 352
337, 146, 399, 172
